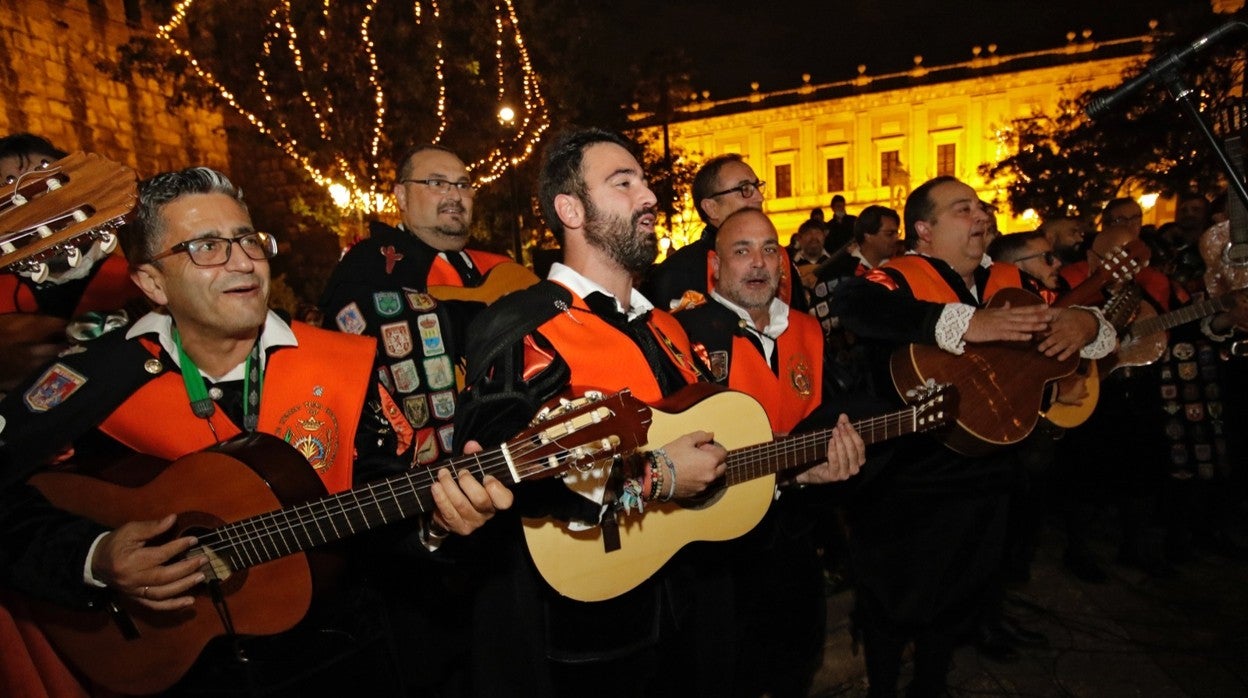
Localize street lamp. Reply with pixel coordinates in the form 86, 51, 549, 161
498, 106, 524, 263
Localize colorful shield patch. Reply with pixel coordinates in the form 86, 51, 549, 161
404, 394, 430, 427
417, 313, 446, 356
373, 291, 403, 318
404, 288, 437, 311
335, 302, 368, 334
437, 424, 455, 453
424, 355, 455, 390
23, 363, 87, 413
414, 427, 439, 466
430, 390, 456, 420
275, 400, 342, 473
381, 320, 414, 358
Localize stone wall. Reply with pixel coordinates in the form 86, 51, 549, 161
0, 0, 330, 246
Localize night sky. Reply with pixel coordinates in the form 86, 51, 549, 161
588, 0, 1219, 101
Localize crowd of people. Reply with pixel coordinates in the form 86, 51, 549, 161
0, 126, 1246, 698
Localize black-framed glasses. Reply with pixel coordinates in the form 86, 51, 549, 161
148, 231, 278, 267
1106, 213, 1143, 226
400, 178, 476, 196
1015, 250, 1058, 266
708, 180, 765, 200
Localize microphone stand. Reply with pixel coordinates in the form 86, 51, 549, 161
1159, 67, 1248, 264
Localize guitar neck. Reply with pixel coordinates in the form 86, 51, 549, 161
202, 450, 511, 571
723, 407, 919, 486
1128, 295, 1233, 339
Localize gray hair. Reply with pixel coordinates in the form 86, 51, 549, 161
125, 167, 246, 264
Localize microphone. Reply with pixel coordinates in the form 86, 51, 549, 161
1086, 21, 1245, 118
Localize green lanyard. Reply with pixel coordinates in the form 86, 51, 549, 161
172, 326, 263, 431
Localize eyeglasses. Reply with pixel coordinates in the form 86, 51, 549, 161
1014, 250, 1058, 266
148, 231, 278, 267
400, 178, 476, 196
708, 180, 765, 200
1106, 213, 1143, 226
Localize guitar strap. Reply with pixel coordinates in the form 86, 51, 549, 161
0, 328, 161, 492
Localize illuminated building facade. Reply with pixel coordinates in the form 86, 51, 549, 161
633, 28, 1165, 244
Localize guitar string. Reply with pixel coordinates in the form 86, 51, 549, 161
196, 435, 590, 564
198, 400, 940, 565
724, 411, 918, 482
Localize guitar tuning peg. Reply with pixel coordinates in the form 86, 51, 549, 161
27, 262, 49, 283
45, 177, 63, 191
65, 245, 81, 267
100, 232, 118, 254
36, 225, 53, 238
0, 239, 15, 254
72, 209, 89, 223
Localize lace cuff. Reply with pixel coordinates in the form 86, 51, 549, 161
935, 304, 976, 354
1073, 306, 1117, 359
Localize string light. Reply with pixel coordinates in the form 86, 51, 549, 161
157, 0, 550, 213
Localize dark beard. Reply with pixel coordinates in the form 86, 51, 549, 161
584, 200, 657, 275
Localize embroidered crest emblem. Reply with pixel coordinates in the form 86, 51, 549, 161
430, 389, 456, 420
1172, 342, 1195, 361
404, 288, 437, 311
378, 388, 413, 454
24, 363, 87, 413
423, 355, 455, 390
380, 245, 404, 274
275, 400, 342, 473
381, 320, 414, 358
708, 351, 729, 382
403, 394, 430, 427
335, 302, 368, 334
417, 313, 445, 356
1160, 384, 1178, 400
1185, 402, 1205, 422
437, 424, 455, 453
377, 366, 395, 394
414, 427, 439, 465
1177, 361, 1199, 382
787, 353, 814, 398
391, 359, 421, 393
373, 291, 403, 318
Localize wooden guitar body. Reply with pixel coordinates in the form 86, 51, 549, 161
523, 387, 775, 603
28, 434, 327, 696
890, 287, 1078, 455
1041, 359, 1101, 429
1111, 300, 1166, 370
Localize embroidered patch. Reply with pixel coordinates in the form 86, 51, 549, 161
708, 351, 729, 383
404, 287, 437, 311
437, 424, 455, 453
373, 291, 403, 318
380, 245, 404, 274
335, 302, 368, 334
423, 355, 455, 390
787, 352, 814, 398
404, 394, 430, 427
1172, 342, 1195, 361
430, 389, 456, 420
274, 400, 342, 473
24, 363, 87, 413
391, 359, 421, 393
1177, 361, 1198, 382
377, 366, 395, 394
1185, 403, 1205, 422
417, 313, 445, 356
381, 320, 414, 358
414, 427, 439, 465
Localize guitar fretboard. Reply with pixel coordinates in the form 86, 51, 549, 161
724, 407, 922, 486
1127, 295, 1233, 340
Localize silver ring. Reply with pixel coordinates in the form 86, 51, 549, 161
142, 585, 149, 599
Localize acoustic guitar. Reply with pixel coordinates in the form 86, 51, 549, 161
1, 152, 137, 282
523, 381, 955, 602
28, 390, 646, 695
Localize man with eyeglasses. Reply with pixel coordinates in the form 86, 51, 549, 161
0, 167, 511, 696
0, 134, 143, 393
987, 231, 1065, 295
643, 153, 808, 313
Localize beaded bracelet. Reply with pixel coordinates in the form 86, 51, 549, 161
648, 454, 664, 501
650, 448, 677, 502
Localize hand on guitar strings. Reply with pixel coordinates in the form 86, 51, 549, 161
1037, 308, 1098, 361
662, 431, 728, 499
430, 441, 515, 536
91, 514, 205, 611
792, 413, 866, 485
964, 303, 1051, 344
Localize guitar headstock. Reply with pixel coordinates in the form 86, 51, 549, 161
1097, 238, 1150, 285
505, 390, 653, 484
1, 152, 138, 282
904, 380, 958, 433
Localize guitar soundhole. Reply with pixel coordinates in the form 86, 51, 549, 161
178, 513, 247, 592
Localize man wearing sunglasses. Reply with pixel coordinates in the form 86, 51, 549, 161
0, 167, 511, 696
988, 231, 1066, 295
644, 153, 808, 313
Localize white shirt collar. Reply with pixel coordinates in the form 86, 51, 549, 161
547, 262, 654, 321
709, 291, 790, 338
126, 310, 298, 381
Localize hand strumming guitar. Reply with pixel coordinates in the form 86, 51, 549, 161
90, 515, 204, 611
1038, 308, 1099, 361
964, 303, 1051, 343
662, 430, 728, 499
